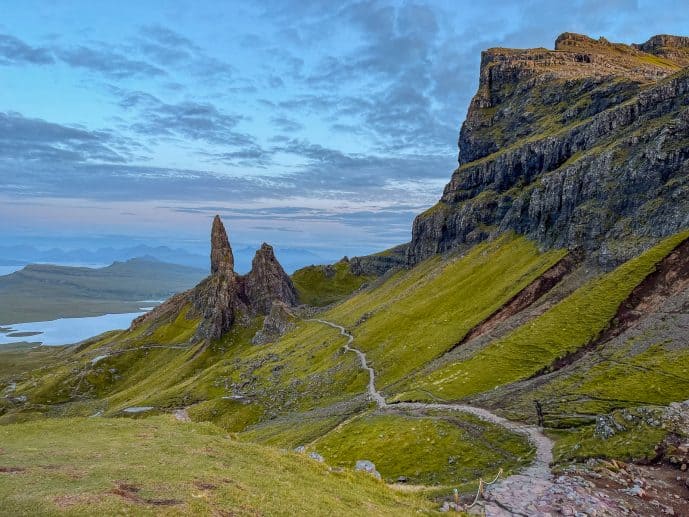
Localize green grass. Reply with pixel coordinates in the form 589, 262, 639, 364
240, 413, 353, 449
326, 233, 567, 387
310, 411, 533, 486
187, 398, 264, 432
292, 261, 374, 306
0, 343, 71, 383
412, 230, 689, 400
0, 416, 433, 516
554, 344, 689, 415
553, 421, 667, 464
141, 304, 200, 345
514, 342, 689, 420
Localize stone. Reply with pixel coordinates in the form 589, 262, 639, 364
354, 460, 381, 479
623, 484, 646, 498
252, 301, 296, 345
308, 452, 324, 463
595, 415, 625, 439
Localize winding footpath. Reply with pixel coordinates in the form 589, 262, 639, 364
312, 319, 619, 516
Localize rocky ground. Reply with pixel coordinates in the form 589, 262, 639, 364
465, 461, 689, 516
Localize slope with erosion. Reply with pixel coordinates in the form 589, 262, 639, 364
3, 220, 689, 512
397, 230, 689, 402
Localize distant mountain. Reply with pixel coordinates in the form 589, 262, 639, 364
0, 244, 330, 274
0, 244, 208, 270
0, 258, 206, 324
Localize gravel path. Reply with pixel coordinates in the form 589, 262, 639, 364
309, 319, 622, 515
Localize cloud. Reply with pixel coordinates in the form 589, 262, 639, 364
115, 89, 254, 146
0, 34, 54, 65
0, 110, 449, 209
138, 24, 200, 65
270, 116, 304, 132
57, 45, 166, 78
0, 111, 131, 164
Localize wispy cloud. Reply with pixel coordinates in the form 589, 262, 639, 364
0, 34, 53, 65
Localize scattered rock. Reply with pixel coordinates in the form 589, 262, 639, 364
173, 409, 191, 422
308, 452, 324, 463
595, 414, 626, 439
622, 484, 646, 498
354, 460, 381, 479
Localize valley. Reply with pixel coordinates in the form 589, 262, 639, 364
2, 31, 689, 516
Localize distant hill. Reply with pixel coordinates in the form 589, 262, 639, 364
0, 243, 331, 274
0, 258, 206, 324
0, 244, 208, 270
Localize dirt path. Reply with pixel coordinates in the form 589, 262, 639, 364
314, 319, 387, 407
311, 319, 625, 516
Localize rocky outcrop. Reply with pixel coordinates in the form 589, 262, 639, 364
349, 244, 408, 276
210, 215, 234, 275
251, 301, 296, 345
245, 244, 298, 314
408, 33, 689, 267
132, 216, 298, 343
632, 35, 689, 66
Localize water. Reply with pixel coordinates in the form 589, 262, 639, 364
0, 311, 147, 346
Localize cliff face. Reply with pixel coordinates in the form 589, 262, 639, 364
408, 33, 689, 267
132, 216, 298, 342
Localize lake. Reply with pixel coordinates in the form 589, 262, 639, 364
0, 311, 148, 346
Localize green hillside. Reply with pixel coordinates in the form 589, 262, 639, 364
3, 228, 689, 513
0, 416, 432, 516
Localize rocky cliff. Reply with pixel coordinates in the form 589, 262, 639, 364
408, 33, 689, 267
132, 215, 298, 342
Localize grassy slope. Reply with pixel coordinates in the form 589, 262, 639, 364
0, 343, 70, 382
292, 260, 374, 307
409, 230, 689, 401
7, 229, 689, 497
310, 411, 533, 485
326, 233, 567, 387
0, 416, 432, 516
10, 314, 367, 420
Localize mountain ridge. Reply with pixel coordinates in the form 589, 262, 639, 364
0, 257, 206, 324
407, 31, 689, 268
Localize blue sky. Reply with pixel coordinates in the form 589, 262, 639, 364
2, 0, 689, 261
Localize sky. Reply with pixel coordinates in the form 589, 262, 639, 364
2, 0, 689, 262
